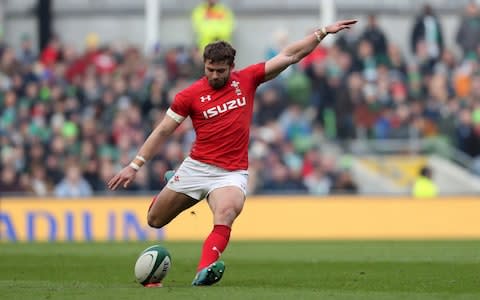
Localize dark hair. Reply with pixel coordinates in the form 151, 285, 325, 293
420, 166, 432, 177
203, 41, 236, 65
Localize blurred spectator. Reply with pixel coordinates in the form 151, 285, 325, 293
83, 157, 103, 191
355, 39, 378, 82
411, 4, 444, 64
254, 84, 287, 125
456, 2, 480, 58
303, 164, 332, 195
278, 104, 313, 149
265, 28, 289, 60
0, 165, 25, 194
453, 54, 477, 99
360, 14, 388, 61
4, 10, 480, 197
435, 48, 457, 82
335, 24, 359, 58
17, 33, 36, 66
305, 59, 329, 110
39, 35, 61, 68
1, 46, 22, 77
30, 163, 53, 196
333, 72, 363, 139
54, 164, 93, 197
387, 44, 407, 78
411, 166, 438, 198
191, 0, 235, 52
260, 159, 307, 194
331, 168, 358, 194
457, 108, 480, 159
284, 68, 312, 108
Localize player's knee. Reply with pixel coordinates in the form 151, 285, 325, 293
147, 212, 165, 229
215, 206, 242, 225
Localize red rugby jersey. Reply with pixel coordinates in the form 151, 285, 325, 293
169, 62, 265, 170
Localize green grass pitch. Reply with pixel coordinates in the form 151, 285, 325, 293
1, 240, 480, 299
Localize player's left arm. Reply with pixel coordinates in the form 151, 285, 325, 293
264, 19, 357, 81
107, 114, 181, 190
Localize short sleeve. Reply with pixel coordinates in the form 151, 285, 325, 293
239, 62, 266, 87
169, 90, 191, 122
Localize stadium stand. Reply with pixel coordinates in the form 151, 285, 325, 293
1, 1, 480, 196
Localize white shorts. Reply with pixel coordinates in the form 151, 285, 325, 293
166, 157, 248, 201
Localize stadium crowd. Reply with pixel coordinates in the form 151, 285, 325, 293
1, 3, 480, 197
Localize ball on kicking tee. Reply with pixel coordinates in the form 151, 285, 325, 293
134, 245, 171, 287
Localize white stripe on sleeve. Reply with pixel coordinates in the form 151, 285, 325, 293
166, 108, 186, 123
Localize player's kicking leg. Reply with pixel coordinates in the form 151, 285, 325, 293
147, 186, 197, 229
143, 183, 198, 288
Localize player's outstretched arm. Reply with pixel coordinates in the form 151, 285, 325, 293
264, 19, 357, 81
107, 115, 180, 190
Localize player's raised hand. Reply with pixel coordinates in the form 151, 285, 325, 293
107, 166, 137, 190
325, 19, 358, 34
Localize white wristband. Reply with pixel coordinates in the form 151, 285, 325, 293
135, 155, 146, 163
314, 31, 323, 42
129, 162, 140, 171
321, 27, 328, 36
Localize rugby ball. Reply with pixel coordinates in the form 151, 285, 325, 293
134, 245, 171, 286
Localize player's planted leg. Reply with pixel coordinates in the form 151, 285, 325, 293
191, 186, 244, 286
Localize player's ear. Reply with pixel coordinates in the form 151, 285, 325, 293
230, 63, 235, 70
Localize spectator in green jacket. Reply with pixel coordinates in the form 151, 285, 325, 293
412, 166, 438, 198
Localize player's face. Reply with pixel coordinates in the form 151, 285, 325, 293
204, 60, 233, 89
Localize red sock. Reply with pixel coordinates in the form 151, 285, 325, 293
197, 225, 231, 271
